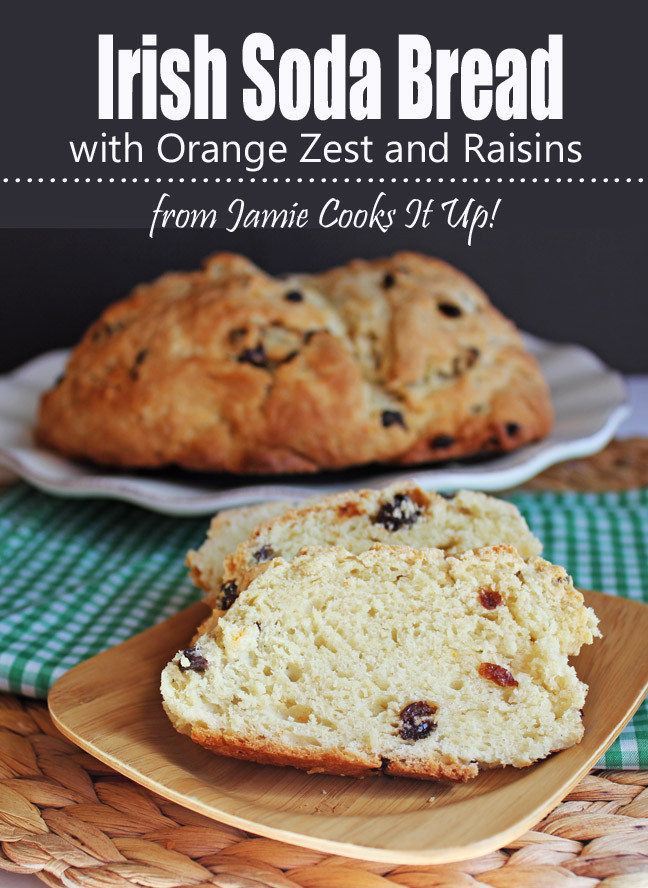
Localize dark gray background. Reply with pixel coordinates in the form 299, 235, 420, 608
1, 222, 643, 373
0, 0, 645, 371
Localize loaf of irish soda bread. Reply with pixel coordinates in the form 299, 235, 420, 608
37, 251, 552, 473
187, 482, 542, 609
162, 544, 599, 781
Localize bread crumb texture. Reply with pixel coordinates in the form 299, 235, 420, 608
188, 482, 543, 608
162, 544, 599, 781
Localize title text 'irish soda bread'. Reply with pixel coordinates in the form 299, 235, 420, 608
37, 251, 553, 473
162, 544, 599, 781
187, 481, 542, 608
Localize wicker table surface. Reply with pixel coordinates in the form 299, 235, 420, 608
2, 438, 648, 888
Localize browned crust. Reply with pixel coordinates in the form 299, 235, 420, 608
178, 608, 477, 782
37, 251, 553, 474
186, 511, 235, 592
165, 543, 593, 784
190, 609, 223, 641
188, 726, 477, 782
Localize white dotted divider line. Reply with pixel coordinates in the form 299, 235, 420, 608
1, 176, 644, 184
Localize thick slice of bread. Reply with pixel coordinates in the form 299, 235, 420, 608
189, 482, 542, 609
162, 544, 599, 781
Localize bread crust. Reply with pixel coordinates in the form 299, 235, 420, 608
186, 724, 477, 781
37, 252, 553, 473
162, 543, 598, 783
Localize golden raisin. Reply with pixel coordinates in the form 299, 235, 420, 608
479, 589, 503, 610
479, 663, 518, 687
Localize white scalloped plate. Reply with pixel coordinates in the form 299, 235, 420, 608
0, 335, 629, 515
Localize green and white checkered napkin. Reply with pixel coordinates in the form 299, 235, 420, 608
1, 482, 647, 768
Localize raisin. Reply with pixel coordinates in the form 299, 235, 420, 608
506, 422, 521, 436
431, 434, 454, 449
219, 580, 238, 610
129, 348, 148, 380
438, 302, 462, 318
479, 589, 503, 610
399, 701, 438, 741
371, 756, 394, 777
178, 646, 208, 673
253, 544, 276, 563
372, 493, 421, 531
478, 663, 518, 687
445, 347, 480, 379
382, 272, 396, 288
284, 290, 303, 302
238, 344, 269, 368
381, 409, 406, 429
92, 320, 123, 342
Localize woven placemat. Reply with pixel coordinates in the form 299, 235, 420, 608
2, 439, 648, 886
522, 438, 648, 492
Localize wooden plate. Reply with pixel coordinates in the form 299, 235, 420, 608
49, 591, 648, 865
2, 342, 629, 513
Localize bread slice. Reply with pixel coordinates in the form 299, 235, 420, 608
162, 544, 599, 781
189, 482, 542, 609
